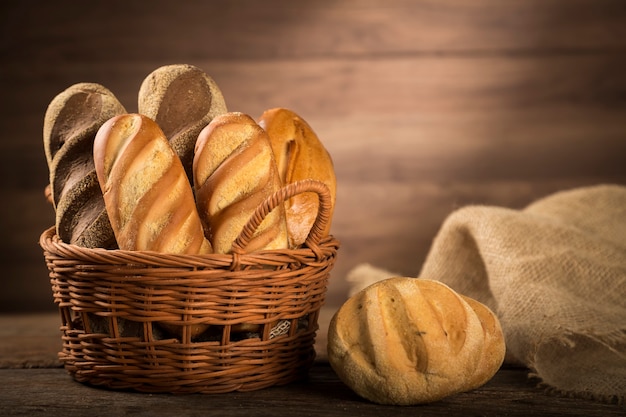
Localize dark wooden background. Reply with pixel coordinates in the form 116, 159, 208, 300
1, 0, 625, 313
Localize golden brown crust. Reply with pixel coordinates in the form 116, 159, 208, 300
327, 277, 505, 405
460, 295, 507, 388
193, 112, 288, 254
258, 108, 336, 247
138, 64, 227, 186
94, 113, 211, 254
44, 82, 125, 248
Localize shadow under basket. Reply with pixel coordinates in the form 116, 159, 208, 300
39, 179, 339, 394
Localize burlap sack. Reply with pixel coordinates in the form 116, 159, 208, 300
347, 184, 626, 404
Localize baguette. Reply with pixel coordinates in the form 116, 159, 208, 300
93, 113, 212, 255
138, 64, 227, 186
193, 112, 288, 254
257, 108, 336, 247
43, 83, 125, 248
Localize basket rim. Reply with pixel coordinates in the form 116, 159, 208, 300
40, 225, 339, 269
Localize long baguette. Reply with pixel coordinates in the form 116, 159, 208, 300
193, 112, 288, 254
93, 113, 212, 254
258, 108, 336, 247
138, 64, 227, 186
44, 83, 125, 248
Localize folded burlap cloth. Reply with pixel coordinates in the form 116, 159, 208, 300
347, 184, 625, 404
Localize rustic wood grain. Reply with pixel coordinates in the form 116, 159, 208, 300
0, 313, 61, 368
3, 0, 626, 63
1, 366, 624, 417
3, 312, 624, 415
1, 0, 625, 314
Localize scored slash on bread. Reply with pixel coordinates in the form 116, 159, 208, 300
327, 278, 506, 405
93, 113, 212, 255
193, 112, 289, 254
138, 64, 228, 187
43, 83, 126, 248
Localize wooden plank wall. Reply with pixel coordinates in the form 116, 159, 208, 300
1, 0, 625, 312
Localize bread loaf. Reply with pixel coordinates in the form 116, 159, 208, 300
43, 83, 126, 248
459, 295, 508, 388
138, 64, 227, 186
93, 113, 212, 255
327, 277, 505, 405
193, 112, 289, 254
257, 108, 336, 247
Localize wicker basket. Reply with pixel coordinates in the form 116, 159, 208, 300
40, 179, 339, 393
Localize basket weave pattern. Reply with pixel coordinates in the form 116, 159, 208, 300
40, 180, 339, 393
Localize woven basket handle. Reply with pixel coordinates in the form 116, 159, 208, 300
231, 179, 333, 253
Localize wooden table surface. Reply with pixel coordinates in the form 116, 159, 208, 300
1, 313, 624, 417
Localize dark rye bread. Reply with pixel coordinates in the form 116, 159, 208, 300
138, 64, 228, 186
43, 83, 126, 248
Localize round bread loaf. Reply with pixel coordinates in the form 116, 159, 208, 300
327, 277, 505, 405
257, 108, 336, 248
